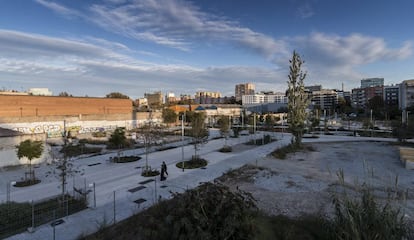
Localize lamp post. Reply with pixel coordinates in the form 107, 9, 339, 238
181, 112, 185, 171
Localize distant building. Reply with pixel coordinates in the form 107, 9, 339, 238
351, 86, 383, 109
235, 83, 255, 101
399, 79, 414, 110
310, 89, 338, 110
195, 91, 222, 104
135, 98, 148, 107
29, 88, 52, 96
305, 85, 322, 93
144, 91, 163, 108
361, 78, 384, 88
383, 85, 399, 106
242, 92, 287, 105
0, 90, 29, 96
165, 92, 179, 104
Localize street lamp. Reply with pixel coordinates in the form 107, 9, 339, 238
181, 112, 185, 171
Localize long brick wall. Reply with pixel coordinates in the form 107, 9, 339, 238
0, 95, 133, 119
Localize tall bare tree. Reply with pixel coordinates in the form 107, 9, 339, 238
287, 51, 309, 146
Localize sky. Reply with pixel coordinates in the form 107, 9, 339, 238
0, 0, 413, 99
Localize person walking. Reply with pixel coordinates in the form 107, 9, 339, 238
161, 161, 168, 181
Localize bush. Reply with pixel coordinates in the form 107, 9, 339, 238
141, 169, 160, 177
14, 179, 41, 187
60, 144, 102, 157
82, 183, 257, 240
219, 146, 232, 153
112, 156, 141, 163
176, 156, 207, 169
92, 131, 106, 138
330, 187, 412, 240
271, 144, 302, 159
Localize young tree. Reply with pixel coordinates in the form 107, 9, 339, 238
217, 115, 230, 146
189, 112, 209, 159
287, 51, 309, 146
139, 120, 163, 173
16, 139, 44, 183
162, 108, 178, 126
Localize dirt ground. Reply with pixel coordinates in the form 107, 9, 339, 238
218, 141, 414, 224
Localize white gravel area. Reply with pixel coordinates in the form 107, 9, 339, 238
222, 141, 414, 222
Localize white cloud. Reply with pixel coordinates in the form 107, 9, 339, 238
35, 0, 82, 18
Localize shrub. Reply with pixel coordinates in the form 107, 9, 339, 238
82, 183, 257, 240
141, 169, 160, 177
271, 144, 302, 159
176, 156, 207, 169
14, 179, 41, 187
330, 187, 412, 240
60, 144, 102, 157
92, 131, 106, 138
219, 146, 232, 153
112, 156, 141, 163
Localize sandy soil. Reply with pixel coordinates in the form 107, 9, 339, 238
218, 141, 414, 223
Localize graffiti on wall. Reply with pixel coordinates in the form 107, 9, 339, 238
78, 125, 117, 134
13, 124, 62, 135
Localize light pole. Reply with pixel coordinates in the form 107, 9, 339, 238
181, 112, 185, 171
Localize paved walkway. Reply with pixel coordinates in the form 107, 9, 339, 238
5, 133, 397, 240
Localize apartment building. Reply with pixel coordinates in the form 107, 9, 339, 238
235, 83, 255, 101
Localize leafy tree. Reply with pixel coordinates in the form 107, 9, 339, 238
16, 140, 44, 183
162, 108, 177, 126
106, 92, 129, 99
108, 128, 128, 151
367, 95, 385, 120
217, 115, 230, 146
287, 51, 309, 146
188, 112, 208, 159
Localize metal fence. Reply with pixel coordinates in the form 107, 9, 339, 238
0, 192, 87, 239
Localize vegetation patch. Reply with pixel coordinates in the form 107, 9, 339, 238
219, 145, 233, 153
156, 146, 177, 151
81, 183, 256, 240
92, 131, 106, 138
245, 135, 274, 146
60, 144, 102, 157
141, 169, 160, 177
78, 139, 107, 145
0, 195, 87, 239
13, 179, 41, 187
176, 156, 208, 169
271, 144, 302, 159
111, 156, 141, 163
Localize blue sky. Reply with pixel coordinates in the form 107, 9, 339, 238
0, 0, 413, 99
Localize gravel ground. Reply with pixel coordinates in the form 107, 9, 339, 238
219, 141, 414, 224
